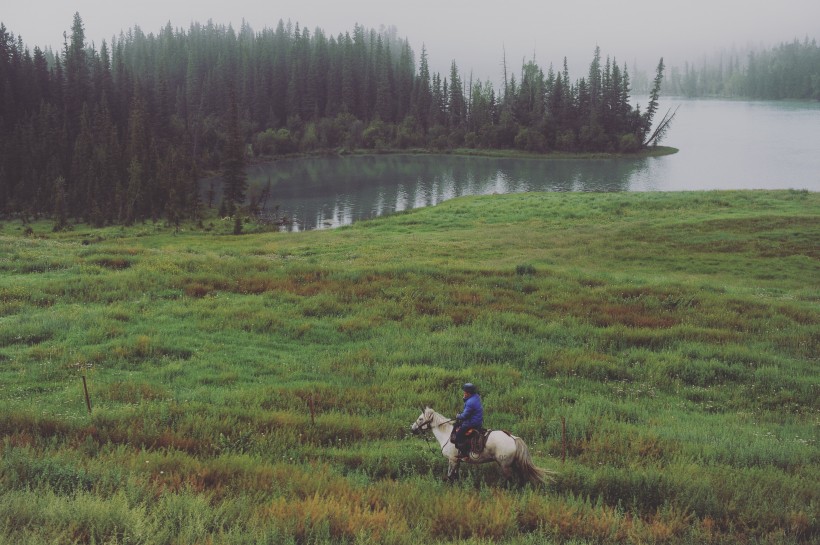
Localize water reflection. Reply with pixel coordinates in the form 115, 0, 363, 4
221, 154, 647, 231
201, 99, 820, 231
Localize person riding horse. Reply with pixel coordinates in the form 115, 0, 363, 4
453, 383, 483, 460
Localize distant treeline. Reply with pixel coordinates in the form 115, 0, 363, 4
0, 13, 667, 225
666, 38, 820, 99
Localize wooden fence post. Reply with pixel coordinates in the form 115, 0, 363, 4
561, 416, 566, 463
82, 374, 92, 414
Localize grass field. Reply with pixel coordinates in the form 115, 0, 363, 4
1, 190, 818, 544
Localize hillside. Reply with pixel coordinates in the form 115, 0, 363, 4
1, 190, 818, 544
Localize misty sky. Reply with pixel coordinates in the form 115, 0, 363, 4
4, 0, 819, 82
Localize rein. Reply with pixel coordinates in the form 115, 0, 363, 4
422, 431, 445, 456
415, 413, 456, 455
417, 415, 455, 431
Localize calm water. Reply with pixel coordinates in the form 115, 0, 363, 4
216, 98, 820, 231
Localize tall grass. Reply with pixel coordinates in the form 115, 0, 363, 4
0, 190, 817, 544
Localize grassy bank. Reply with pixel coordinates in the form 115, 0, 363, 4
1, 190, 817, 544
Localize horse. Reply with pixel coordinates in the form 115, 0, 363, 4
410, 406, 553, 484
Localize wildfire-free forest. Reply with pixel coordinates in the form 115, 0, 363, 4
1, 13, 670, 226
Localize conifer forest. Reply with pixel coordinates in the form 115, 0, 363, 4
0, 14, 667, 225
665, 38, 820, 99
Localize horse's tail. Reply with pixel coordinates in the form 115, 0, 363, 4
512, 437, 554, 485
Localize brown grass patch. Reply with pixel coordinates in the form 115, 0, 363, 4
91, 257, 133, 270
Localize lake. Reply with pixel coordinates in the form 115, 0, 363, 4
218, 98, 820, 231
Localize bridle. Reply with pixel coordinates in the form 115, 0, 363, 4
413, 411, 456, 434
413, 414, 436, 433
412, 411, 459, 456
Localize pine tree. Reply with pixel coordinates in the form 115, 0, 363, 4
374, 37, 394, 121
413, 46, 432, 130
448, 61, 465, 128
221, 87, 247, 212
51, 175, 68, 231
69, 104, 93, 220
124, 158, 142, 225
64, 12, 89, 140
340, 32, 356, 114
642, 58, 665, 143
311, 28, 330, 119
124, 92, 148, 223
395, 40, 415, 121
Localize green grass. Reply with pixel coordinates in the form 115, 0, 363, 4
1, 190, 818, 544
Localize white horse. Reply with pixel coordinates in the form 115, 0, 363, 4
410, 407, 553, 484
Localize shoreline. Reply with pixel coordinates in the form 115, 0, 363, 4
242, 145, 679, 168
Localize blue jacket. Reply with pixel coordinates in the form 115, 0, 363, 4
457, 394, 483, 429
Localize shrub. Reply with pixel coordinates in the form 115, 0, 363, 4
619, 133, 641, 152
515, 263, 536, 276
514, 127, 548, 152
362, 119, 394, 149
556, 129, 577, 151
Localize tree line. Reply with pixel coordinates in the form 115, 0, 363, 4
0, 13, 667, 226
666, 37, 820, 99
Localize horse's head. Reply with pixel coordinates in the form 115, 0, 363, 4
410, 406, 434, 434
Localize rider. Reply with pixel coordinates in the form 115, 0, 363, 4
454, 383, 483, 460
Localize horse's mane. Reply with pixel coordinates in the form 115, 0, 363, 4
425, 407, 452, 428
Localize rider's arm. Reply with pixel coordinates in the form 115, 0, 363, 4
458, 398, 476, 422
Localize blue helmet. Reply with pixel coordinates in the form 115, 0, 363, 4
462, 383, 477, 394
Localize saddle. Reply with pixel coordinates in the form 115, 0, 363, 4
468, 428, 492, 455
451, 427, 493, 458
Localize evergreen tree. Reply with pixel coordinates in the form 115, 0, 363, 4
69, 104, 94, 220
52, 175, 69, 231
447, 61, 465, 128
124, 92, 148, 222
221, 87, 247, 212
374, 37, 394, 121
413, 46, 432, 130
395, 40, 415, 121
340, 32, 356, 114
124, 158, 142, 225
64, 13, 89, 140
642, 58, 665, 144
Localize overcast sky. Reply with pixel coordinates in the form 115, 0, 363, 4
4, 1, 819, 82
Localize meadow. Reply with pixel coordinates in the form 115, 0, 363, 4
0, 190, 817, 544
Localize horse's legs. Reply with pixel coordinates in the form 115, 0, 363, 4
496, 459, 514, 481
446, 459, 460, 482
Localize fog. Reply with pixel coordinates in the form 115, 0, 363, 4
4, 0, 819, 83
